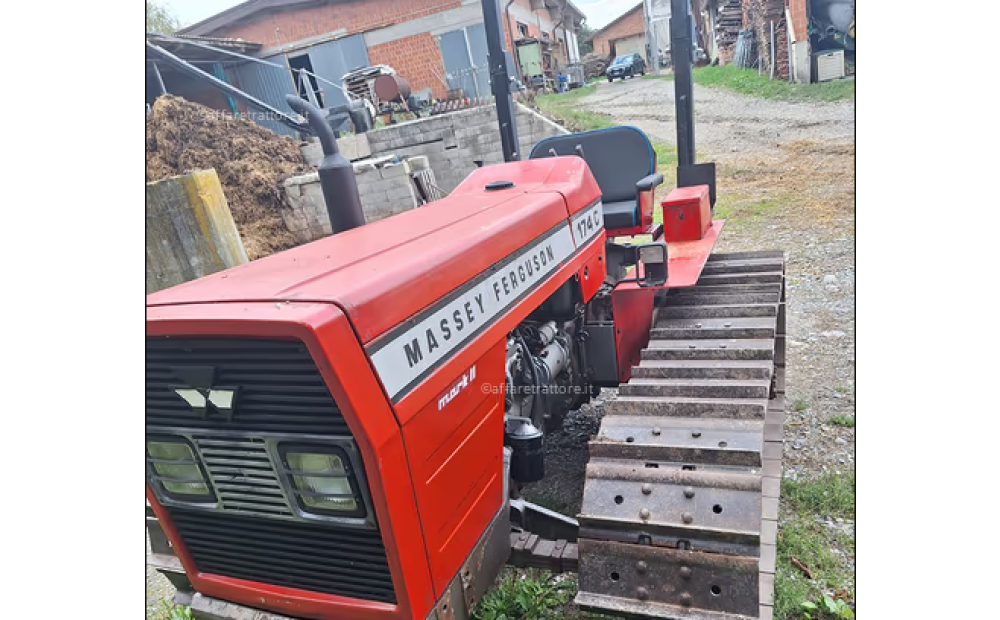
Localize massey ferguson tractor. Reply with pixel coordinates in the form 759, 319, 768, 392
145, 1, 786, 619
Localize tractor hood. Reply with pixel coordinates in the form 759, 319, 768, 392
146, 156, 601, 344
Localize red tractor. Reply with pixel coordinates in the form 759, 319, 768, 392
146, 2, 786, 619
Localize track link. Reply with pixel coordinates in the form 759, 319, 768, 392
576, 251, 786, 620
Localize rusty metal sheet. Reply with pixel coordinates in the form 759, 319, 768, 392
589, 416, 764, 467
576, 539, 759, 618
579, 462, 761, 555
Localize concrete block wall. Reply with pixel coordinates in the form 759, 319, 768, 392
365, 103, 569, 192
146, 169, 248, 294
300, 133, 372, 166
281, 157, 426, 244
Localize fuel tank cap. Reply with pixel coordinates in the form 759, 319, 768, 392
485, 180, 514, 191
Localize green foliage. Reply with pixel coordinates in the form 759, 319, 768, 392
801, 594, 854, 619
828, 414, 855, 428
474, 569, 574, 620
578, 24, 597, 55
692, 65, 855, 102
782, 471, 855, 519
793, 399, 809, 412
533, 90, 615, 134
146, 0, 182, 34
147, 600, 193, 620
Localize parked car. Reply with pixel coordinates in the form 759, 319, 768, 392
606, 53, 646, 81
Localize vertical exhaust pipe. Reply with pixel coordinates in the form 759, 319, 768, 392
285, 95, 366, 233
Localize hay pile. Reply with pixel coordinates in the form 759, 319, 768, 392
146, 95, 309, 260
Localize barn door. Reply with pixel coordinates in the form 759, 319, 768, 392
439, 25, 489, 99
303, 34, 370, 108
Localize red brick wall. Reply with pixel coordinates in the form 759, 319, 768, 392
212, 0, 461, 47
591, 5, 644, 58
207, 0, 459, 99
786, 0, 808, 43
368, 33, 448, 99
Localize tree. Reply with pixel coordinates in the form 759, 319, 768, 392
146, 0, 181, 34
578, 23, 597, 56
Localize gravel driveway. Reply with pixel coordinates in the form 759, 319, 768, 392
525, 75, 856, 513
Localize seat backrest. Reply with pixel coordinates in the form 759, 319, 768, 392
529, 126, 655, 202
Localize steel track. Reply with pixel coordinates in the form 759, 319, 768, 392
576, 251, 787, 620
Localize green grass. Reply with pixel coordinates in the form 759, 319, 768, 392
828, 414, 855, 428
793, 399, 809, 412
474, 568, 575, 620
641, 72, 674, 81
534, 89, 615, 134
783, 471, 855, 519
146, 601, 192, 620
775, 472, 856, 619
692, 65, 855, 102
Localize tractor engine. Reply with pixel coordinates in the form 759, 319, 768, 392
503, 311, 589, 483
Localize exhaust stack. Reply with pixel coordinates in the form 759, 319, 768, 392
285, 95, 366, 233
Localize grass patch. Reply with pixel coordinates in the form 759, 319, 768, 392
828, 414, 855, 428
692, 65, 854, 102
533, 87, 615, 133
147, 601, 192, 620
712, 192, 790, 229
641, 72, 674, 81
775, 518, 855, 619
474, 568, 575, 620
783, 471, 855, 521
792, 399, 809, 412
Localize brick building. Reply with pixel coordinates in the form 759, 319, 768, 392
179, 0, 584, 109
587, 3, 645, 59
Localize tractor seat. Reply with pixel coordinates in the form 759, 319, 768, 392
529, 126, 663, 232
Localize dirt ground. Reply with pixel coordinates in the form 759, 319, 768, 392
524, 76, 856, 525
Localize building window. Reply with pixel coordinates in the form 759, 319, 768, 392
517, 22, 529, 37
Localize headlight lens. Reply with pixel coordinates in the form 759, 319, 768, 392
285, 450, 360, 514
146, 439, 212, 499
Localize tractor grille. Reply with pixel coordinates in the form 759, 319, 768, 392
192, 435, 293, 517
147, 336, 395, 603
146, 338, 351, 436
168, 507, 396, 603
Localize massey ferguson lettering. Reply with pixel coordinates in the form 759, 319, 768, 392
369, 225, 578, 401
401, 244, 559, 369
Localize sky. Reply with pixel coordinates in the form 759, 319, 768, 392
162, 0, 637, 30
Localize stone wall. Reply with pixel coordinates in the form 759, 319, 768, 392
281, 156, 428, 244
364, 102, 569, 192
146, 169, 248, 294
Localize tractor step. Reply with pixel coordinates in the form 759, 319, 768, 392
576, 250, 786, 620
631, 360, 774, 381
604, 396, 768, 419
651, 317, 777, 340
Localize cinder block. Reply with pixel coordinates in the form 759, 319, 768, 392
379, 163, 408, 179
385, 185, 416, 204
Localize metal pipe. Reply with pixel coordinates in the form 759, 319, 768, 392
145, 41, 308, 133
482, 0, 520, 162
285, 95, 366, 234
152, 61, 168, 95
670, 0, 696, 167
769, 21, 775, 80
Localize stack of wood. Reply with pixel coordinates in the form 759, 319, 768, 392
745, 0, 788, 79
715, 0, 744, 65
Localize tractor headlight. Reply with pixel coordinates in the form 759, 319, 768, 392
146, 437, 215, 502
280, 446, 364, 517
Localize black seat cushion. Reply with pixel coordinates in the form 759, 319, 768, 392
529, 126, 655, 204
603, 200, 639, 229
